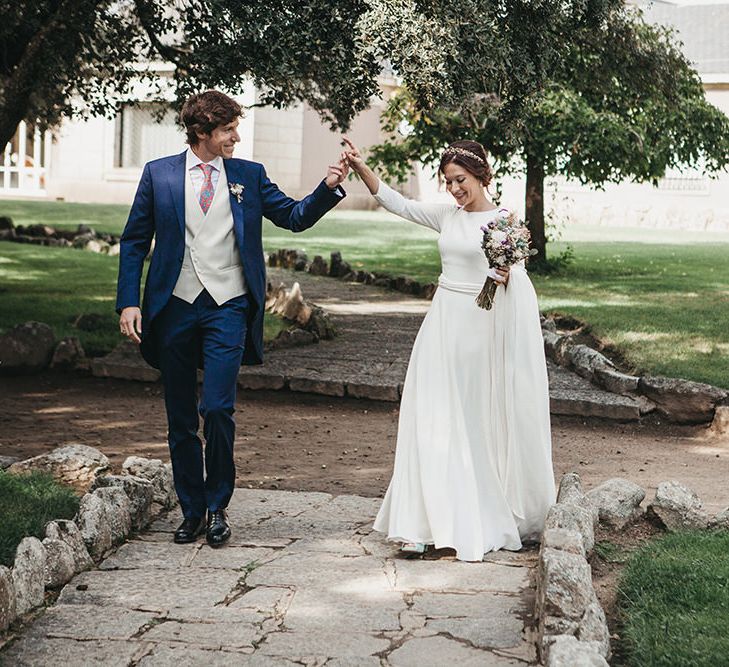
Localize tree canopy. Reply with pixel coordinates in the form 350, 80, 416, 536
367, 3, 729, 264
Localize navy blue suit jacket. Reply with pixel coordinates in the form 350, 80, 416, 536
116, 151, 345, 368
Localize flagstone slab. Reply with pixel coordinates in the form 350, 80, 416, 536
1, 638, 140, 666
388, 635, 523, 666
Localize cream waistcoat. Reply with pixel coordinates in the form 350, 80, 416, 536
172, 163, 246, 305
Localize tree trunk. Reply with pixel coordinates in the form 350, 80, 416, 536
525, 151, 546, 265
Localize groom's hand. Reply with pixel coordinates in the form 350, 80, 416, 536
120, 306, 142, 344
325, 158, 349, 190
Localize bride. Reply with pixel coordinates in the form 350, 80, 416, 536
343, 137, 555, 561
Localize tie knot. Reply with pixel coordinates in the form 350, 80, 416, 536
198, 163, 214, 178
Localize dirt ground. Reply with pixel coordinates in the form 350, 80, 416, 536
2, 372, 728, 515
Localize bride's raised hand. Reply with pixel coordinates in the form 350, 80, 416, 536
342, 136, 365, 172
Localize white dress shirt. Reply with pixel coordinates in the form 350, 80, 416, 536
186, 148, 223, 200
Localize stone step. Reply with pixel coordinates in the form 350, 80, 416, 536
91, 344, 641, 420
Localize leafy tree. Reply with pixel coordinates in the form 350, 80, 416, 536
368, 3, 729, 266
0, 0, 381, 153
0, 0, 613, 158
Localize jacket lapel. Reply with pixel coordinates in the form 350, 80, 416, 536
224, 158, 245, 249
168, 151, 187, 237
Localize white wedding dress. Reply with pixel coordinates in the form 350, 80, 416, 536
372, 181, 556, 561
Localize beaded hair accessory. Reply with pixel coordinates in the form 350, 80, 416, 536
443, 146, 485, 165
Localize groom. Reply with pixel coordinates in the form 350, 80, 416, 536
116, 90, 348, 547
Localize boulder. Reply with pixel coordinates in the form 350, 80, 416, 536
421, 283, 437, 300
709, 405, 729, 437
545, 503, 595, 554
0, 321, 55, 374
542, 528, 586, 558
646, 480, 709, 530
329, 251, 346, 277
268, 328, 318, 350
84, 239, 106, 253
0, 456, 19, 470
0, 216, 14, 231
122, 456, 176, 509
76, 492, 113, 560
50, 336, 86, 370
577, 601, 610, 658
11, 537, 47, 616
593, 368, 640, 395
8, 444, 109, 495
94, 487, 132, 544
537, 547, 596, 638
0, 565, 16, 631
305, 307, 336, 340
557, 472, 599, 527
710, 507, 729, 530
546, 636, 609, 667
45, 520, 93, 573
586, 478, 646, 529
41, 538, 76, 589
93, 474, 154, 531
566, 345, 614, 382
543, 330, 563, 363
638, 376, 727, 424
308, 255, 328, 276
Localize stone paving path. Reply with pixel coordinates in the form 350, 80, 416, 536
93, 267, 641, 420
1, 490, 537, 666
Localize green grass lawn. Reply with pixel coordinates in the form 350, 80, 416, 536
617, 530, 729, 667
0, 470, 80, 567
1, 200, 727, 387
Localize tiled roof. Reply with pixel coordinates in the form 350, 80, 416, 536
633, 1, 729, 73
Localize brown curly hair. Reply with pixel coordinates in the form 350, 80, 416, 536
438, 140, 493, 188
180, 90, 242, 145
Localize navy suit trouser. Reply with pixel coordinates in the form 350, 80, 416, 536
155, 289, 248, 519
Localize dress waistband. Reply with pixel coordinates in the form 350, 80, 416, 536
437, 276, 483, 295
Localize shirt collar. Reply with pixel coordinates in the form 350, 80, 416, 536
186, 147, 223, 173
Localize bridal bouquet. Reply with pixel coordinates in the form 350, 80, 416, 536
476, 210, 536, 310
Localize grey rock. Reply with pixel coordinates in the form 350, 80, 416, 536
543, 330, 563, 362
545, 503, 595, 554
0, 455, 19, 470
94, 487, 132, 544
0, 215, 14, 230
639, 375, 728, 424
8, 443, 109, 495
347, 381, 400, 402
538, 547, 597, 641
387, 635, 499, 666
546, 635, 609, 666
566, 345, 614, 382
289, 376, 346, 397
0, 565, 17, 631
42, 537, 76, 588
305, 306, 336, 340
709, 405, 729, 437
647, 480, 709, 530
557, 472, 599, 527
586, 478, 646, 529
122, 456, 176, 509
93, 474, 154, 530
50, 336, 85, 370
308, 255, 328, 276
268, 327, 317, 350
90, 340, 161, 383
84, 239, 106, 253
710, 507, 729, 529
12, 537, 47, 616
542, 317, 557, 333
237, 370, 286, 391
0, 321, 55, 374
577, 601, 610, 658
45, 519, 93, 573
594, 367, 640, 394
542, 528, 586, 558
106, 242, 120, 257
76, 491, 113, 560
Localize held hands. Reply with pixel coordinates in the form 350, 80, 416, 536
119, 307, 142, 344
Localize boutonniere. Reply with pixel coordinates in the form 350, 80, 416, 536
229, 182, 245, 203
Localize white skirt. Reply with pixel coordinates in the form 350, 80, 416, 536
373, 268, 556, 561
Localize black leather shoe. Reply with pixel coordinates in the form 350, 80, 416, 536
173, 516, 206, 544
206, 509, 231, 548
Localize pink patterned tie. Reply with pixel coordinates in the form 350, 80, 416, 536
197, 163, 215, 214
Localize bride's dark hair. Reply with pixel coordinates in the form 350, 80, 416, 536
438, 140, 493, 188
